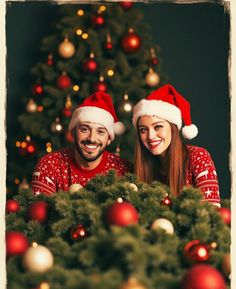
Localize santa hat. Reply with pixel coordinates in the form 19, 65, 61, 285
69, 91, 125, 141
132, 84, 198, 139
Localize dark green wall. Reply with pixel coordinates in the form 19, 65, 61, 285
6, 1, 230, 198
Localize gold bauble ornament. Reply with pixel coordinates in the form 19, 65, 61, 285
128, 182, 138, 192
18, 178, 30, 191
151, 218, 174, 234
68, 183, 83, 194
145, 68, 160, 87
22, 242, 54, 273
119, 277, 147, 289
26, 99, 38, 113
51, 117, 63, 133
58, 37, 75, 58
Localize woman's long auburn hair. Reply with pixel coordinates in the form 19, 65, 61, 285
134, 122, 189, 196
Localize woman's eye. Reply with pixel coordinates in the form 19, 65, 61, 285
139, 128, 146, 134
154, 125, 162, 130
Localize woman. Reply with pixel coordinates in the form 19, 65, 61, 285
132, 84, 220, 207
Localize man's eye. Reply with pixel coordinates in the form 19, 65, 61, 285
98, 129, 105, 135
80, 127, 88, 133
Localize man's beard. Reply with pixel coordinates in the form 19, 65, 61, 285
74, 139, 106, 162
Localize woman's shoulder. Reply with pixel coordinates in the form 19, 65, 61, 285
186, 145, 211, 158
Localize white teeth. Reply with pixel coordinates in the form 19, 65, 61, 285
149, 140, 161, 145
85, 145, 97, 149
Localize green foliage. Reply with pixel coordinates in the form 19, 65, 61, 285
6, 172, 230, 289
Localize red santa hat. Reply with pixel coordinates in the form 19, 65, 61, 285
132, 84, 198, 139
69, 91, 125, 141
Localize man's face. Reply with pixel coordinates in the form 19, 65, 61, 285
74, 122, 111, 162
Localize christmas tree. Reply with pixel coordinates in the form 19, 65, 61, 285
6, 171, 231, 289
5, 2, 231, 289
7, 2, 165, 192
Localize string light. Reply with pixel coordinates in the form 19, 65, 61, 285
21, 141, 27, 149
15, 141, 21, 148
121, 93, 133, 113
77, 9, 84, 16
115, 145, 121, 156
124, 102, 132, 112
76, 28, 83, 36
107, 69, 114, 76
124, 93, 129, 101
73, 85, 80, 91
32, 242, 38, 248
46, 142, 52, 153
82, 33, 89, 39
98, 5, 106, 12
37, 105, 44, 112
117, 197, 123, 203
26, 135, 31, 142
14, 178, 20, 185
210, 242, 218, 249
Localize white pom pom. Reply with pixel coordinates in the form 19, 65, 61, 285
182, 124, 198, 140
114, 121, 126, 135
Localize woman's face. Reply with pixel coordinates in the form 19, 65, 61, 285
138, 115, 172, 157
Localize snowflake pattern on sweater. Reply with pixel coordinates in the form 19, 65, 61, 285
185, 145, 220, 206
31, 147, 132, 195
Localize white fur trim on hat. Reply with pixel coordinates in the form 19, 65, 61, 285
69, 106, 115, 140
182, 124, 198, 140
132, 99, 182, 129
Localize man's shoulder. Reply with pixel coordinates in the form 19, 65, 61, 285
105, 151, 133, 171
39, 147, 73, 162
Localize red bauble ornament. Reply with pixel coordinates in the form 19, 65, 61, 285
32, 84, 43, 95
160, 195, 172, 207
121, 30, 141, 54
82, 58, 98, 73
27, 201, 48, 223
47, 54, 53, 66
218, 207, 231, 226
6, 199, 20, 213
105, 42, 112, 50
57, 74, 72, 89
63, 107, 72, 118
119, 1, 134, 9
184, 240, 210, 263
70, 224, 87, 241
106, 201, 139, 227
105, 33, 113, 50
93, 80, 107, 93
6, 231, 29, 257
152, 57, 159, 65
91, 13, 105, 28
181, 264, 226, 289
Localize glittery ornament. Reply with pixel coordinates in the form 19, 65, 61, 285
70, 224, 87, 240
23, 242, 54, 273
58, 37, 75, 58
121, 28, 141, 54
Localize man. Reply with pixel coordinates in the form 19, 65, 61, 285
31, 91, 132, 195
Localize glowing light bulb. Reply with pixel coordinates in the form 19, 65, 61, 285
77, 9, 84, 16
